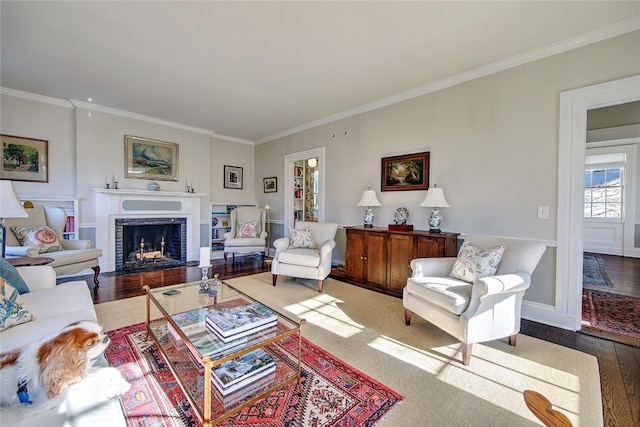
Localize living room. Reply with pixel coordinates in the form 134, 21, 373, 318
1, 2, 639, 426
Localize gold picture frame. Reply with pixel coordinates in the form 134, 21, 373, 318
124, 135, 179, 181
1, 134, 49, 182
381, 151, 429, 192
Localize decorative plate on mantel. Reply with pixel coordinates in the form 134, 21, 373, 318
393, 207, 409, 225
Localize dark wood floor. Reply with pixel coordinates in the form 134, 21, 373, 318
69, 255, 640, 426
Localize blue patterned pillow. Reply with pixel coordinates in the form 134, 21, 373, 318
0, 257, 30, 294
0, 297, 33, 332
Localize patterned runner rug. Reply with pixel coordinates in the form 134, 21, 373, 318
582, 289, 640, 342
582, 252, 614, 287
105, 322, 402, 426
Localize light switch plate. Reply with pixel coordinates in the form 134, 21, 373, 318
537, 206, 549, 219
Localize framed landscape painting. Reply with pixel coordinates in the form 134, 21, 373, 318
124, 135, 179, 181
1, 134, 49, 182
381, 151, 429, 192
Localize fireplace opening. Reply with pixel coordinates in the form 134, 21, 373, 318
115, 217, 187, 272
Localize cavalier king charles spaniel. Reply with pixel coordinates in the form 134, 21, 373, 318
0, 320, 112, 407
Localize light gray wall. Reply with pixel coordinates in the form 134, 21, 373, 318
255, 31, 640, 306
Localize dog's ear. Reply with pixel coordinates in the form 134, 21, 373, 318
38, 328, 98, 398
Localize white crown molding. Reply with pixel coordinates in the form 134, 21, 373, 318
209, 133, 254, 145
70, 100, 214, 136
1, 87, 73, 108
255, 16, 640, 144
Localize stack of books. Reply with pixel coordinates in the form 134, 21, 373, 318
205, 302, 277, 342
211, 348, 276, 396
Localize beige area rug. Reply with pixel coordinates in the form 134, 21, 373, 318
95, 273, 603, 426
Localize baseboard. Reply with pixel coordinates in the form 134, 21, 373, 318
522, 300, 579, 331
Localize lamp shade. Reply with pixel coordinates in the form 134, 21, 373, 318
0, 180, 28, 218
264, 204, 271, 210
357, 189, 382, 207
420, 186, 450, 208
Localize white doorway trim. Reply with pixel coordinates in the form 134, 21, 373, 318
557, 75, 640, 330
283, 147, 325, 232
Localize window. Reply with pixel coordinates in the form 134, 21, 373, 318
584, 167, 622, 218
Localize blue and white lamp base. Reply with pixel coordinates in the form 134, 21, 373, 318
428, 209, 443, 233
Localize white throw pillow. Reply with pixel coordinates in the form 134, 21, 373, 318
11, 225, 63, 253
288, 227, 314, 249
236, 220, 258, 238
449, 241, 505, 283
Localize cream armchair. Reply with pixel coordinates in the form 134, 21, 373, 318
223, 207, 267, 263
271, 221, 338, 292
403, 235, 546, 365
5, 205, 102, 285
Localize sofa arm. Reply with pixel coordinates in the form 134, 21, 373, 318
5, 245, 39, 257
16, 266, 57, 291
410, 257, 457, 277
60, 239, 94, 250
475, 273, 531, 296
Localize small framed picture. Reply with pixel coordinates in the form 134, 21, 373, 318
1, 134, 49, 182
263, 176, 277, 193
224, 165, 243, 189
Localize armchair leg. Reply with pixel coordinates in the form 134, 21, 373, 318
91, 266, 100, 286
509, 334, 518, 346
462, 343, 472, 366
404, 309, 412, 326
272, 274, 277, 286
223, 252, 228, 264
317, 280, 323, 293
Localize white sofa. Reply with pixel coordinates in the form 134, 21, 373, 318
0, 266, 126, 426
5, 205, 102, 285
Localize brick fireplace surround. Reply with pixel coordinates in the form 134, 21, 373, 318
94, 189, 204, 273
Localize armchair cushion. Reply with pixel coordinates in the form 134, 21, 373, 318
279, 248, 320, 267
288, 227, 314, 249
449, 241, 505, 283
11, 225, 64, 253
406, 276, 472, 315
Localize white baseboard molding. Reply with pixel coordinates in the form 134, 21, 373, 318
584, 245, 623, 256
624, 247, 640, 258
522, 300, 579, 331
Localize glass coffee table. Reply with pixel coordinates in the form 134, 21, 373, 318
144, 280, 304, 426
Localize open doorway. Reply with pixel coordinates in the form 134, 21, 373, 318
283, 147, 325, 232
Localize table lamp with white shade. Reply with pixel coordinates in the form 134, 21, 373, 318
420, 185, 450, 233
0, 180, 28, 258
357, 187, 382, 228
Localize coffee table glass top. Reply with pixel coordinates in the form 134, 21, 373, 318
146, 280, 302, 423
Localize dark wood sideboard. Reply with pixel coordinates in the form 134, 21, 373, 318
344, 226, 459, 297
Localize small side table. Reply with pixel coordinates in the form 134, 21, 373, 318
7, 257, 54, 267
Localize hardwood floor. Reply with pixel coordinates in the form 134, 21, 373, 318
66, 255, 640, 426
599, 254, 640, 298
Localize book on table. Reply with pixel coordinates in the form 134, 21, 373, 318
167, 322, 249, 362
214, 371, 277, 408
211, 348, 276, 396
205, 301, 277, 341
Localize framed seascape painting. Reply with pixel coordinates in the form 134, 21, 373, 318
263, 177, 277, 193
124, 135, 179, 181
381, 151, 429, 192
224, 165, 243, 189
1, 134, 49, 182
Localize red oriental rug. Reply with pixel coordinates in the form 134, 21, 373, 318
582, 289, 640, 344
105, 322, 402, 426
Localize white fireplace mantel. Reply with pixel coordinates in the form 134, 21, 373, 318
94, 188, 204, 272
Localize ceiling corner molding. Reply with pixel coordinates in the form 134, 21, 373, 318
70, 100, 214, 135
1, 87, 73, 108
256, 16, 640, 145
209, 133, 254, 145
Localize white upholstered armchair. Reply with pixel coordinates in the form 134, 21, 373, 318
223, 207, 267, 263
403, 235, 546, 365
271, 221, 338, 292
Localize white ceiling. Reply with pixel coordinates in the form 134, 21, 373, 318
1, 2, 639, 144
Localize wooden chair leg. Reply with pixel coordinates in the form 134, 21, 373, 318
404, 308, 412, 326
223, 252, 228, 264
317, 280, 323, 292
272, 274, 277, 287
91, 266, 100, 286
462, 343, 472, 365
509, 334, 518, 346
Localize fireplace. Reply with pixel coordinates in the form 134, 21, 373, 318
115, 217, 187, 271
94, 189, 203, 273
